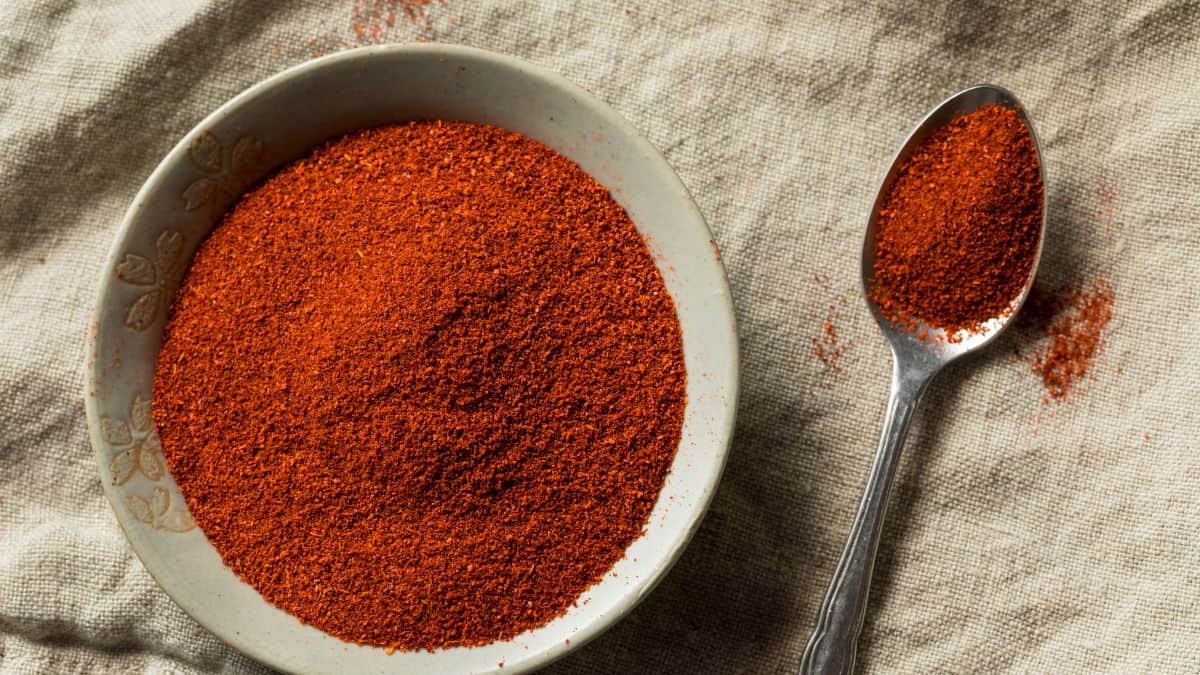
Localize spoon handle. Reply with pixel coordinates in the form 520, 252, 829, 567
800, 361, 933, 675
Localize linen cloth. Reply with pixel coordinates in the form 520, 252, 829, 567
2, 1, 1198, 672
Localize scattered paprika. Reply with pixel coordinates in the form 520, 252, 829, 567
1019, 278, 1114, 401
154, 121, 687, 651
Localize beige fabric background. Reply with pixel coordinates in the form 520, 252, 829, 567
2, 1, 1198, 673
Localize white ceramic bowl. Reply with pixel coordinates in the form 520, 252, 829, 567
85, 44, 738, 674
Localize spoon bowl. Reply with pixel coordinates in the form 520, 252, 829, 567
863, 84, 1047, 372
801, 84, 1045, 675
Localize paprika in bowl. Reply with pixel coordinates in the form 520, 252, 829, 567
84, 45, 738, 674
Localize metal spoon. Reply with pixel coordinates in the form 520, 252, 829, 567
799, 84, 1046, 675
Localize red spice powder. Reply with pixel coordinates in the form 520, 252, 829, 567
154, 121, 686, 650
809, 273, 852, 379
1019, 278, 1114, 401
352, 0, 436, 43
812, 318, 843, 372
871, 104, 1043, 335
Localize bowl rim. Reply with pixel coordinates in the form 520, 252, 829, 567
85, 42, 740, 674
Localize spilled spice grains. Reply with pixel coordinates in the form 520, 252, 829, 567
352, 0, 437, 43
154, 121, 686, 650
1018, 278, 1114, 401
812, 317, 844, 374
809, 273, 853, 379
305, 0, 442, 56
871, 104, 1043, 336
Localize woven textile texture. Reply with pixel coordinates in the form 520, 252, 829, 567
2, 1, 1198, 673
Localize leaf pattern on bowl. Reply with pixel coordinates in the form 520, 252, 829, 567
102, 130, 269, 533
181, 131, 270, 217
100, 394, 195, 533
115, 132, 269, 333
114, 231, 185, 332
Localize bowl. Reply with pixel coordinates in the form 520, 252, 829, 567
84, 44, 738, 674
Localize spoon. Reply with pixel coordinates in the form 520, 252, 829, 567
799, 84, 1046, 675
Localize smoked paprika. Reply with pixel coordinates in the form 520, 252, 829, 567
153, 121, 687, 650
870, 104, 1043, 335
